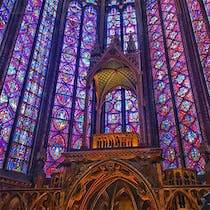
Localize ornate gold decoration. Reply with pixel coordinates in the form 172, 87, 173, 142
92, 132, 140, 148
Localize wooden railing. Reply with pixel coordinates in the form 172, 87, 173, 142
92, 132, 140, 149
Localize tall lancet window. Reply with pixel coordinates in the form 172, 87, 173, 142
106, 0, 138, 51
147, 0, 205, 173
186, 0, 210, 95
104, 87, 140, 134
45, 1, 97, 177
0, 0, 58, 172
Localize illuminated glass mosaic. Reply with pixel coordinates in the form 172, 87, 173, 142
105, 87, 140, 134
187, 0, 210, 95
6, 0, 59, 173
44, 1, 82, 176
125, 89, 140, 133
72, 5, 97, 149
105, 87, 123, 133
107, 8, 120, 46
45, 2, 97, 176
123, 5, 138, 51
0, 0, 16, 45
106, 0, 138, 51
146, 0, 181, 169
0, 0, 43, 169
160, 0, 204, 173
203, 0, 210, 22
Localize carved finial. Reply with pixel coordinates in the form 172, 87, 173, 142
127, 32, 136, 53
91, 36, 102, 57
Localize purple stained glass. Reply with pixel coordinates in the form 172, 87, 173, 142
107, 8, 121, 46
125, 90, 140, 134
108, 0, 119, 6
104, 87, 140, 134
123, 5, 138, 51
146, 0, 181, 170
203, 0, 210, 22
160, 0, 204, 173
72, 6, 97, 149
105, 87, 123, 133
0, 0, 43, 169
6, 0, 59, 173
187, 0, 210, 95
44, 1, 82, 177
0, 0, 16, 45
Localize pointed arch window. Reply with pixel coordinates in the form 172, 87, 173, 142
104, 86, 140, 134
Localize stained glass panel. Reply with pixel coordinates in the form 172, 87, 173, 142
146, 0, 181, 170
0, 0, 16, 45
123, 5, 138, 51
107, 8, 121, 46
105, 87, 122, 133
160, 0, 204, 173
187, 0, 210, 95
6, 0, 59, 173
44, 1, 82, 176
0, 0, 43, 169
203, 0, 210, 22
108, 0, 119, 6
72, 6, 97, 149
125, 90, 140, 134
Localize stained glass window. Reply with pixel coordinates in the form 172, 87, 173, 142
71, 5, 97, 149
108, 0, 119, 6
0, 0, 17, 45
123, 5, 138, 50
186, 0, 210, 95
0, 0, 43, 169
160, 0, 204, 173
125, 90, 140, 133
104, 87, 140, 134
86, 0, 97, 5
107, 8, 121, 46
6, 0, 59, 173
106, 0, 138, 51
146, 0, 181, 169
203, 0, 210, 22
45, 2, 97, 176
44, 1, 82, 176
105, 87, 123, 133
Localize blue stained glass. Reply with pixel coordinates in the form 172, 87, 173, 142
0, 0, 16, 45
71, 6, 97, 149
0, 0, 43, 169
45, 1, 83, 176
5, 0, 59, 173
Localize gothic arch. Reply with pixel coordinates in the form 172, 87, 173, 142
165, 190, 200, 210
64, 159, 160, 209
82, 42, 145, 143
29, 192, 52, 210
3, 194, 25, 210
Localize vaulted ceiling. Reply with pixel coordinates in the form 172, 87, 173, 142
94, 59, 136, 102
